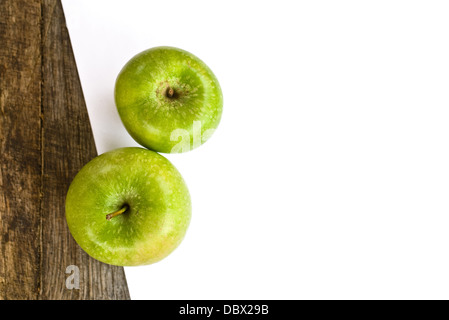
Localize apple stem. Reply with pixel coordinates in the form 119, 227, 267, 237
106, 205, 129, 221
166, 87, 175, 98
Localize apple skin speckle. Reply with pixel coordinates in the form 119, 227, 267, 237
114, 46, 223, 153
65, 147, 191, 266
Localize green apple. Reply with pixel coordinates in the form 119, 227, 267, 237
65, 147, 191, 266
114, 46, 223, 153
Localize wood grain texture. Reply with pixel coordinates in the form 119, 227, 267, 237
0, 0, 130, 299
0, 0, 43, 300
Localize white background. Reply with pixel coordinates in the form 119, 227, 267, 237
62, 0, 449, 299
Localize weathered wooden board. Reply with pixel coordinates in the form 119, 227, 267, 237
0, 0, 130, 299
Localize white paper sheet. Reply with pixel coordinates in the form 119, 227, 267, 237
62, 0, 449, 300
